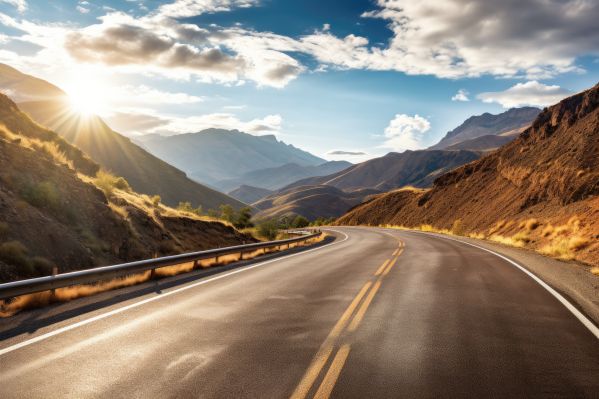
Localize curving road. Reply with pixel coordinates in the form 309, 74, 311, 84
0, 227, 598, 398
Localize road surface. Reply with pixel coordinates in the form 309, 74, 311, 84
0, 227, 597, 398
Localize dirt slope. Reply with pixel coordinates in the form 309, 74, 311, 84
339, 83, 599, 267
0, 94, 253, 283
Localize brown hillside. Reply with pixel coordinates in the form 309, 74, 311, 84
253, 185, 380, 220
339, 83, 599, 267
0, 94, 253, 283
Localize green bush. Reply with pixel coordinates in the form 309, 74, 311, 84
290, 215, 309, 228
21, 180, 61, 210
234, 207, 254, 229
177, 201, 203, 216
257, 219, 279, 241
219, 204, 235, 223
0, 240, 32, 272
31, 256, 54, 275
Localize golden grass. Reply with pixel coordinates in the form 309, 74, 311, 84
0, 233, 324, 317
591, 267, 599, 276
539, 239, 574, 260
0, 126, 75, 170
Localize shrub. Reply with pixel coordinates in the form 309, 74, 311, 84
20, 180, 61, 210
219, 204, 235, 223
257, 219, 279, 241
177, 201, 203, 216
567, 236, 590, 251
234, 207, 254, 229
31, 256, 54, 275
0, 240, 31, 272
94, 171, 131, 198
290, 215, 310, 229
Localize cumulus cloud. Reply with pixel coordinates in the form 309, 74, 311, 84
477, 81, 571, 108
0, 0, 26, 13
383, 114, 430, 151
357, 0, 599, 79
452, 89, 469, 102
150, 112, 283, 135
76, 5, 90, 14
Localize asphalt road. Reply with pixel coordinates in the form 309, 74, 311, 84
0, 227, 597, 398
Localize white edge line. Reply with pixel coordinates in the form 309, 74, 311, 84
0, 229, 349, 357
387, 228, 599, 340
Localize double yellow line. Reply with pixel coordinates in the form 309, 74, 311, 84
290, 240, 405, 399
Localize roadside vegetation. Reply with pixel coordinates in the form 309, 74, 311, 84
379, 215, 596, 274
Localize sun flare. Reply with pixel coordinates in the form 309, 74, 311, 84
64, 77, 110, 117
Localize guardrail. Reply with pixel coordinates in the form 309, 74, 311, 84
0, 230, 322, 301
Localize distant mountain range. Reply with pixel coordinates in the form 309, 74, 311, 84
0, 63, 245, 210
136, 130, 327, 186
339, 83, 599, 267
283, 150, 481, 192
216, 160, 352, 192
429, 106, 540, 150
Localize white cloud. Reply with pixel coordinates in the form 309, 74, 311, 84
357, 0, 599, 79
76, 5, 90, 14
477, 81, 571, 108
383, 114, 430, 152
451, 89, 469, 102
326, 150, 367, 156
155, 0, 258, 19
0, 0, 26, 13
114, 85, 204, 105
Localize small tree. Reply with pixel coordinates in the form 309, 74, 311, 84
290, 215, 309, 228
219, 204, 235, 223
234, 207, 253, 229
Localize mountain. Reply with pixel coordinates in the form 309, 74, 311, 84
0, 64, 245, 210
0, 94, 252, 283
338, 83, 599, 267
443, 134, 515, 151
228, 185, 273, 204
216, 160, 352, 192
253, 185, 380, 220
0, 63, 64, 101
283, 150, 481, 192
136, 131, 326, 186
429, 107, 540, 150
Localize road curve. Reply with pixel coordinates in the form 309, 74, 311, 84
0, 227, 597, 398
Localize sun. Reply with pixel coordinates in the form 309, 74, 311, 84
64, 77, 110, 117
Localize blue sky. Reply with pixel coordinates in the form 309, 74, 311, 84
0, 0, 598, 162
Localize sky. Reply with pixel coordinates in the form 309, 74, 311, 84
0, 0, 598, 162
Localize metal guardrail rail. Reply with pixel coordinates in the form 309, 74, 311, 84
0, 230, 322, 300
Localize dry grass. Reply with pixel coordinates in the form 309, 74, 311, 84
0, 234, 324, 317
591, 267, 599, 276
0, 126, 75, 170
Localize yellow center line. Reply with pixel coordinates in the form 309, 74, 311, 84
374, 259, 390, 276
290, 282, 371, 399
392, 249, 399, 256
347, 280, 382, 332
313, 344, 352, 399
382, 253, 401, 276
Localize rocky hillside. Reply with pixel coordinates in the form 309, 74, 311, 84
284, 150, 481, 192
338, 84, 599, 267
0, 94, 253, 283
430, 107, 539, 149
